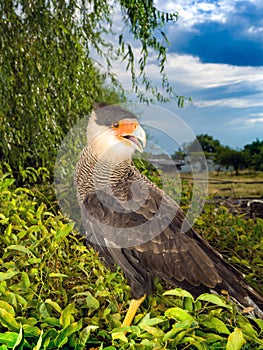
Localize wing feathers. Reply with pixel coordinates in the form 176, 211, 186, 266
80, 163, 263, 315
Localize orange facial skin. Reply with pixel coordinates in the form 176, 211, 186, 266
112, 119, 139, 139
111, 118, 146, 153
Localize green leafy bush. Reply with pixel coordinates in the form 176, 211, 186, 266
196, 203, 263, 291
0, 173, 262, 349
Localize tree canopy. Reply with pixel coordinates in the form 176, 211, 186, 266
172, 134, 263, 175
0, 0, 178, 182
244, 139, 263, 171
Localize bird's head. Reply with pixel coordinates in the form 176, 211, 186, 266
86, 105, 146, 162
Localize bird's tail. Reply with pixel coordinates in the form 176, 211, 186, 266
215, 259, 263, 318
194, 231, 263, 318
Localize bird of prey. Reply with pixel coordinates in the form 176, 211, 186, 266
74, 104, 263, 325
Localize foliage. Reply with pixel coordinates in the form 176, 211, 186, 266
0, 0, 125, 182
0, 0, 182, 183
118, 0, 181, 104
197, 202, 263, 291
185, 134, 221, 159
0, 173, 262, 349
133, 157, 163, 189
175, 134, 263, 175
244, 139, 263, 171
216, 147, 248, 176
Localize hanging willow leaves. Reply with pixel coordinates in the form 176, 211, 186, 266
0, 0, 181, 182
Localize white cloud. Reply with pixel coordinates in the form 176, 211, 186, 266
228, 114, 263, 127
194, 97, 263, 109
110, 52, 263, 147
112, 50, 263, 110
248, 0, 263, 9
247, 117, 263, 123
248, 26, 263, 34
246, 113, 263, 124
155, 0, 236, 27
150, 52, 263, 92
249, 113, 263, 117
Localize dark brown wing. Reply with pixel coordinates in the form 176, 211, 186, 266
80, 165, 263, 316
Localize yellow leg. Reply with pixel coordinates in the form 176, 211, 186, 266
122, 294, 146, 327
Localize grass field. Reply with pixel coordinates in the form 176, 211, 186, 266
176, 171, 263, 199
207, 171, 263, 198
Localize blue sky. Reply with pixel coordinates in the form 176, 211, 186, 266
110, 0, 263, 149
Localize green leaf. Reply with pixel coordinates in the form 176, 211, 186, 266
54, 332, 69, 348
79, 325, 99, 345
226, 328, 246, 350
21, 272, 30, 289
6, 245, 36, 258
196, 293, 232, 309
48, 273, 68, 279
0, 308, 20, 331
23, 324, 41, 337
163, 288, 194, 300
15, 294, 27, 307
54, 319, 83, 348
0, 345, 8, 350
39, 302, 50, 319
112, 331, 128, 343
60, 303, 75, 328
201, 317, 230, 335
139, 313, 164, 326
237, 316, 259, 339
0, 178, 15, 189
163, 325, 184, 341
140, 324, 164, 338
45, 299, 62, 314
181, 336, 207, 350
86, 293, 100, 310
183, 297, 194, 312
0, 332, 19, 348
3, 292, 17, 309
27, 258, 42, 264
0, 271, 19, 282
55, 222, 74, 242
32, 330, 43, 350
62, 319, 83, 337
254, 318, 263, 332
0, 301, 15, 316
36, 203, 46, 220
165, 307, 195, 322
163, 320, 198, 342
41, 329, 58, 349
43, 317, 60, 327
174, 329, 193, 344
12, 326, 23, 349
4, 224, 12, 236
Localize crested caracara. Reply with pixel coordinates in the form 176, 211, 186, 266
74, 104, 263, 325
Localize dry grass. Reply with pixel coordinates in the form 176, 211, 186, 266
177, 171, 263, 199
207, 171, 263, 198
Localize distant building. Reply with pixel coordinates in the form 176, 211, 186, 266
148, 154, 185, 172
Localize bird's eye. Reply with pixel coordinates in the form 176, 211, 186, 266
112, 121, 119, 128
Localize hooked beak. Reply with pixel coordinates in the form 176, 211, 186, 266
123, 124, 146, 152
114, 120, 146, 153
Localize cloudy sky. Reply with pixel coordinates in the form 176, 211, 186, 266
111, 0, 263, 150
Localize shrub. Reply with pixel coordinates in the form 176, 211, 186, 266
0, 174, 262, 349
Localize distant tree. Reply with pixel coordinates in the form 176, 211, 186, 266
244, 139, 263, 171
244, 139, 263, 155
183, 134, 221, 160
216, 147, 248, 176
196, 134, 221, 156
